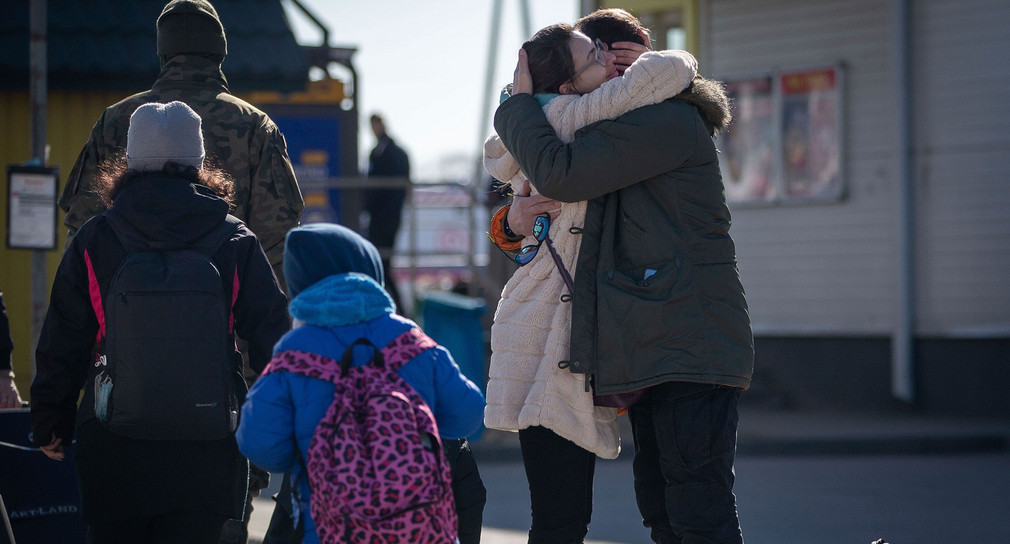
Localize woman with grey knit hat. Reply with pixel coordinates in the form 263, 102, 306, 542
31, 101, 290, 543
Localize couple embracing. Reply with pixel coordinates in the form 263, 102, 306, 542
485, 8, 754, 544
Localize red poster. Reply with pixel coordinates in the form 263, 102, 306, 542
780, 66, 842, 199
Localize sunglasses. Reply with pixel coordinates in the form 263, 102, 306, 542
514, 215, 550, 266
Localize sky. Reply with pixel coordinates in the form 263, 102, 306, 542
280, 0, 578, 182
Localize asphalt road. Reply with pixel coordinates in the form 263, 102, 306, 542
251, 451, 1010, 543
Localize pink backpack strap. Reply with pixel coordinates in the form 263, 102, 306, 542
263, 350, 344, 383
83, 249, 105, 345
229, 265, 239, 334
262, 328, 437, 381
381, 328, 437, 372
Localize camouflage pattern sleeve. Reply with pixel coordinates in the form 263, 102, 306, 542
247, 124, 304, 289
60, 111, 114, 236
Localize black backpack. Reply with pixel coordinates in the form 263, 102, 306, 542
93, 217, 241, 440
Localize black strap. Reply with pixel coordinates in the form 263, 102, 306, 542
337, 337, 383, 377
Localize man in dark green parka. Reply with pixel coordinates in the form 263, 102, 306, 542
495, 62, 753, 543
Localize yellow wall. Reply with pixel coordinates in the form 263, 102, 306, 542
1, 90, 128, 399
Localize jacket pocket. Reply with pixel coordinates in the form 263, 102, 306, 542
597, 260, 701, 354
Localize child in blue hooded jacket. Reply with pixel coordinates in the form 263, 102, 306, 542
236, 223, 485, 544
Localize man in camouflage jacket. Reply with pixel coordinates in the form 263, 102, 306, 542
60, 0, 303, 286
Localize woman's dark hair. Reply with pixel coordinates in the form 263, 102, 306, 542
522, 24, 577, 95
676, 76, 732, 136
95, 154, 236, 209
575, 8, 648, 47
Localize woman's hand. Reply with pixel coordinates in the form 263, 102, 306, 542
609, 29, 653, 75
512, 48, 533, 96
507, 180, 561, 237
41, 434, 65, 461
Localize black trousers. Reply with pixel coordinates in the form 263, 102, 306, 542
364, 188, 405, 311
518, 425, 597, 544
87, 511, 228, 544
629, 381, 744, 544
443, 437, 487, 544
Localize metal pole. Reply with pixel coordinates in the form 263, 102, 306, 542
470, 0, 503, 296
518, 0, 532, 38
29, 0, 48, 382
891, 0, 915, 403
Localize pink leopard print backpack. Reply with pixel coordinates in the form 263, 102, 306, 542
263, 328, 457, 543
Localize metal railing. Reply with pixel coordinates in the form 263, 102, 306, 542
302, 176, 484, 305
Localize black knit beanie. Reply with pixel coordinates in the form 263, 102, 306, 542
156, 0, 227, 58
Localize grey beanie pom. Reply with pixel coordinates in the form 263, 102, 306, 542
126, 101, 205, 172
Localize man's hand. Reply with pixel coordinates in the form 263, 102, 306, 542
507, 180, 561, 237
512, 48, 533, 96
0, 373, 23, 409
609, 29, 653, 75
41, 434, 65, 461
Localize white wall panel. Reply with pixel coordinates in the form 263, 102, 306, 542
706, 0, 899, 334
911, 0, 1010, 335
704, 0, 1009, 337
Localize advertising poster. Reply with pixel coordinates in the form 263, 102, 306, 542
720, 76, 776, 203
780, 67, 842, 199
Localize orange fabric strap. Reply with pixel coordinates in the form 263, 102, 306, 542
488, 205, 523, 251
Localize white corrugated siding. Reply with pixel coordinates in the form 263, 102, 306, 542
704, 0, 1010, 336
911, 0, 1010, 336
706, 0, 898, 335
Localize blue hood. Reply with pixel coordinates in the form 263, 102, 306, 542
283, 223, 384, 299
288, 273, 394, 328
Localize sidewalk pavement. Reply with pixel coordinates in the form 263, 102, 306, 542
247, 406, 1010, 543
470, 405, 1010, 461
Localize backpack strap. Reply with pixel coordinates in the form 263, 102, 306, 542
83, 249, 106, 346
328, 327, 438, 377
338, 337, 382, 378
381, 328, 438, 373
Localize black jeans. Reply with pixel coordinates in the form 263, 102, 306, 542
629, 381, 744, 544
443, 437, 487, 544
87, 511, 228, 544
518, 425, 596, 544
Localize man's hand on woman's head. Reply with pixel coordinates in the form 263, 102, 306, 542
506, 180, 561, 237
512, 48, 533, 96
609, 29, 653, 75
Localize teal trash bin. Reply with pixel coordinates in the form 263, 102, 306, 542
419, 290, 487, 440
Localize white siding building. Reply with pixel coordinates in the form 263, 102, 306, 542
585, 0, 1010, 416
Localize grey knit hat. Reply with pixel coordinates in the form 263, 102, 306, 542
126, 101, 205, 172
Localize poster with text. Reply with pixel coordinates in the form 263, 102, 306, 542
7, 167, 58, 249
780, 67, 842, 200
